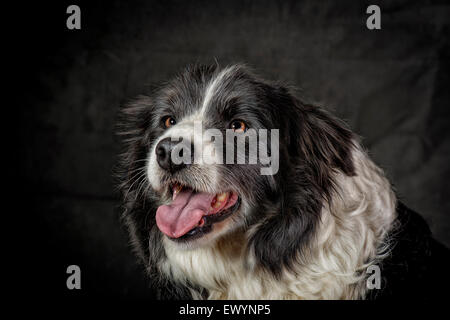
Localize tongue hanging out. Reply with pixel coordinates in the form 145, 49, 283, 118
156, 186, 238, 238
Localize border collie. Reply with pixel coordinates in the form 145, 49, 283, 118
116, 64, 449, 299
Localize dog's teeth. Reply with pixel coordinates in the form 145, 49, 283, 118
217, 192, 227, 201
172, 184, 183, 200
211, 192, 228, 209
173, 184, 183, 194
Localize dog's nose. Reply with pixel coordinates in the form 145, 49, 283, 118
155, 137, 191, 173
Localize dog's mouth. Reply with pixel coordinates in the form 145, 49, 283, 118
155, 182, 240, 241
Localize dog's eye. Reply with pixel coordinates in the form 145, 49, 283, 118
163, 116, 176, 128
230, 120, 247, 133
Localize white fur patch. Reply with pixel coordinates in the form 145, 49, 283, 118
200, 66, 236, 115
146, 67, 235, 192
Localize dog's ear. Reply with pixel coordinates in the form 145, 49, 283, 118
116, 95, 155, 188
249, 86, 355, 276
115, 95, 156, 262
116, 95, 155, 154
294, 102, 355, 178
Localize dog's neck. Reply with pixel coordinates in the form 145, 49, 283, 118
160, 145, 397, 299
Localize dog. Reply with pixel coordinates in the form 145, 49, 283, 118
116, 64, 449, 299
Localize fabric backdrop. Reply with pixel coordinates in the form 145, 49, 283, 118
17, 0, 449, 297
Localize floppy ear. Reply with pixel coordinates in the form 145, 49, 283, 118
116, 95, 155, 180
115, 95, 158, 263
249, 87, 355, 276
294, 103, 355, 179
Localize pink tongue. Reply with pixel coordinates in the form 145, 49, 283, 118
156, 189, 215, 238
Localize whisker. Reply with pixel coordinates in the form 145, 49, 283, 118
124, 171, 147, 198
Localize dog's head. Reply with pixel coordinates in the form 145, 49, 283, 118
117, 64, 355, 275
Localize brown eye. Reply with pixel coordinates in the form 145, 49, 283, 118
230, 120, 247, 133
163, 116, 176, 128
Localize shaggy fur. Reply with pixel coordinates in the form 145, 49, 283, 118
116, 64, 449, 300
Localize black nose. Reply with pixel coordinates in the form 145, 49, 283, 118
155, 137, 192, 173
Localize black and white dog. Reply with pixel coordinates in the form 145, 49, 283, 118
116, 64, 449, 299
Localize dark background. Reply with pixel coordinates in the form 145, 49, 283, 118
15, 0, 449, 298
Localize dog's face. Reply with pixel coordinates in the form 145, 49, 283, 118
145, 65, 282, 247
118, 64, 355, 274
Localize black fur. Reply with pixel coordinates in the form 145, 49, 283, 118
248, 105, 356, 276
368, 202, 450, 300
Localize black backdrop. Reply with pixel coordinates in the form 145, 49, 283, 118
15, 0, 449, 298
